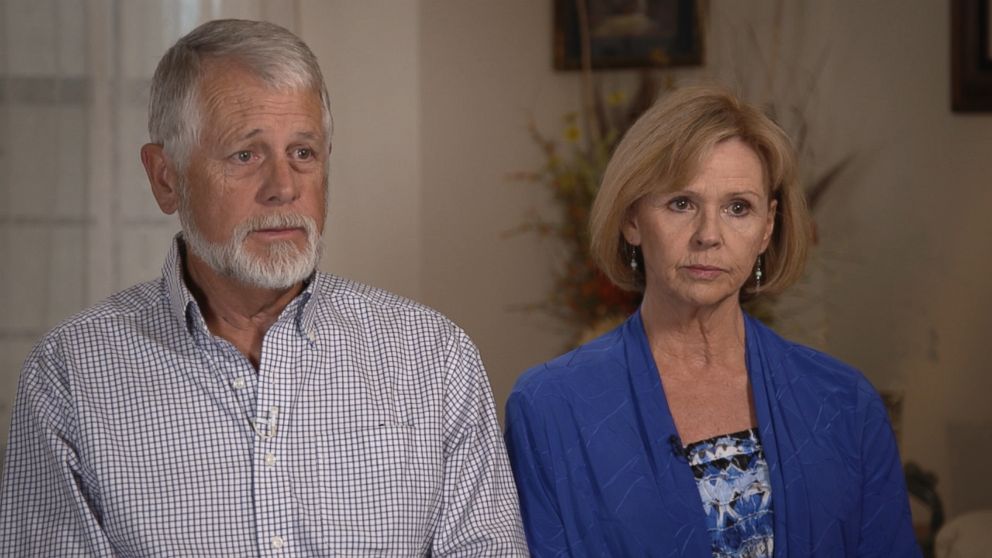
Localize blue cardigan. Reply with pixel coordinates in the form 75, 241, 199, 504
505, 311, 920, 557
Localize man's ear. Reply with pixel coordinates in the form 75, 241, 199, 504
140, 143, 180, 215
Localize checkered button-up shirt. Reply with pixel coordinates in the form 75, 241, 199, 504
0, 239, 527, 556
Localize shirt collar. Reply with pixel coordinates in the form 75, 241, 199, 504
162, 234, 323, 341
285, 273, 320, 341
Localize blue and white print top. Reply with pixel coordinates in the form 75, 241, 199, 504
686, 428, 774, 558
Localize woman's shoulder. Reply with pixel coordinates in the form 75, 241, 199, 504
511, 322, 629, 402
746, 314, 880, 401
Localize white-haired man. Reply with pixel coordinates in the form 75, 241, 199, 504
0, 19, 527, 556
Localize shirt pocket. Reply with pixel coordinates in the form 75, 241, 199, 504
296, 424, 429, 554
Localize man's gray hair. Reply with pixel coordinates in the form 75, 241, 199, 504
148, 19, 333, 171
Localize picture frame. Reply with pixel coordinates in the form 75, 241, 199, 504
553, 0, 703, 71
951, 0, 992, 112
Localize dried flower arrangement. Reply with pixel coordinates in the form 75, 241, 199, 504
506, 72, 669, 343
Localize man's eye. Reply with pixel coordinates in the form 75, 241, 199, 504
295, 147, 313, 160
233, 151, 253, 163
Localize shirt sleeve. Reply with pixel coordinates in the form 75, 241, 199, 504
504, 388, 570, 557
430, 328, 529, 557
0, 339, 115, 556
856, 384, 923, 558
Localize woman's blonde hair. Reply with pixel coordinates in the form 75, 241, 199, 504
589, 85, 812, 299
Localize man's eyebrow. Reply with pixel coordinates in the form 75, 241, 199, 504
294, 131, 322, 141
230, 128, 263, 142
231, 129, 322, 142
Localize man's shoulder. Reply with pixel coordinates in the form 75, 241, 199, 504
315, 272, 452, 323
19, 279, 166, 379
311, 273, 472, 346
40, 279, 166, 344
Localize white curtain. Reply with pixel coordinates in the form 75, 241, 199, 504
0, 0, 300, 467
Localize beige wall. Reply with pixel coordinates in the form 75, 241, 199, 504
302, 0, 424, 302
417, 0, 576, 413
301, 0, 992, 518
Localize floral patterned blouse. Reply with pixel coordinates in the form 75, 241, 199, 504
685, 428, 775, 558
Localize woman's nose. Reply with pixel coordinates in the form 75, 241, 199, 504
691, 209, 722, 248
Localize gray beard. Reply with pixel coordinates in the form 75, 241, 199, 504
179, 209, 322, 290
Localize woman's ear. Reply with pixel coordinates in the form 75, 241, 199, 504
621, 205, 642, 247
760, 199, 778, 253
140, 143, 181, 215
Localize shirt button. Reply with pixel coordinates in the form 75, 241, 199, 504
232, 377, 246, 389
307, 329, 317, 342
264, 452, 276, 467
271, 535, 285, 549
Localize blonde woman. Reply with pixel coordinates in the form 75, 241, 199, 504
505, 86, 919, 557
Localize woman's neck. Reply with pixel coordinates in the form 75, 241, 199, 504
639, 292, 746, 372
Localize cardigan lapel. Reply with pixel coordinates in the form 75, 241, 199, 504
624, 310, 713, 556
744, 314, 813, 557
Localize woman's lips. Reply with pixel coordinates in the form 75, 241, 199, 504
682, 265, 725, 280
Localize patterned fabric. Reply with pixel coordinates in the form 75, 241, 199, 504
686, 429, 774, 558
0, 237, 527, 557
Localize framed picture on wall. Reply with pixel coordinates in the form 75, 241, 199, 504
951, 0, 992, 111
553, 0, 703, 70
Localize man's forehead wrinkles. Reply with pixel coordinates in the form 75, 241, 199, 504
202, 97, 324, 145
216, 127, 324, 146
207, 95, 297, 122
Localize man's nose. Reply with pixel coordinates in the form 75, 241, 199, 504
259, 157, 300, 204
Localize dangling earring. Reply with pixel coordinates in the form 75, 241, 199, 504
754, 255, 764, 290
630, 245, 639, 271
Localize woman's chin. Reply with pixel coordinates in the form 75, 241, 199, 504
649, 283, 742, 312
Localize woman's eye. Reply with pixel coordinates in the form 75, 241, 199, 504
668, 197, 692, 211
728, 201, 750, 216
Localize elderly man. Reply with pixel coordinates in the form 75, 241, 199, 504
0, 19, 526, 556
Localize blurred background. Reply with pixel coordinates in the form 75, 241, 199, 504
1, 0, 991, 552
